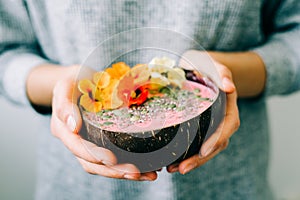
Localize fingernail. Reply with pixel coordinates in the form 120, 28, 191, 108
124, 174, 136, 180
203, 146, 214, 157
67, 115, 76, 132
169, 166, 179, 173
139, 176, 152, 181
201, 136, 218, 157
222, 77, 235, 91
183, 163, 196, 175
170, 167, 179, 173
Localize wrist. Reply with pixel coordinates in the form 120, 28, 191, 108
26, 64, 80, 107
207, 51, 266, 98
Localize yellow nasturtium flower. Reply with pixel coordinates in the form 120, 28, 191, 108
78, 63, 129, 112
78, 70, 122, 112
93, 71, 110, 89
78, 79, 103, 113
95, 79, 123, 110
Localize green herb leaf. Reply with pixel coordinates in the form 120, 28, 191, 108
101, 115, 112, 119
197, 96, 211, 101
160, 87, 171, 95
103, 121, 114, 126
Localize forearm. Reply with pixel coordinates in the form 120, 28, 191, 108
208, 51, 266, 98
26, 64, 77, 106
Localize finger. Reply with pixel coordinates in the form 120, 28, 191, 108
212, 62, 236, 94
179, 140, 229, 175
52, 79, 82, 133
200, 91, 239, 157
51, 115, 117, 165
77, 157, 158, 181
218, 90, 240, 140
77, 157, 127, 179
140, 171, 158, 181
167, 163, 179, 173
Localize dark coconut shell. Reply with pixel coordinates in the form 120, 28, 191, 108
79, 70, 226, 172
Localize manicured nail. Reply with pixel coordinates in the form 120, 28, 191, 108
183, 163, 196, 175
203, 146, 215, 157
169, 166, 179, 173
124, 174, 136, 180
201, 135, 218, 157
139, 175, 152, 181
67, 115, 76, 132
222, 77, 235, 91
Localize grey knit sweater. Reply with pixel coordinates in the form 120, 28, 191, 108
1, 0, 300, 200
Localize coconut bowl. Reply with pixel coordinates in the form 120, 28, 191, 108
79, 69, 225, 172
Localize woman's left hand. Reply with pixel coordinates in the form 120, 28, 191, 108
167, 50, 240, 174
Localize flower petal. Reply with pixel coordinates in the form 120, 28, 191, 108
149, 65, 169, 74
131, 64, 151, 85
167, 68, 186, 88
149, 56, 176, 69
117, 73, 135, 106
79, 94, 102, 113
78, 79, 96, 94
129, 87, 149, 106
150, 72, 170, 86
93, 71, 111, 89
173, 68, 186, 79
106, 62, 130, 79
102, 79, 123, 109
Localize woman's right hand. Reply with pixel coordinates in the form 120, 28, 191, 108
50, 66, 157, 181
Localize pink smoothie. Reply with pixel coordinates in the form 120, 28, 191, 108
82, 81, 217, 133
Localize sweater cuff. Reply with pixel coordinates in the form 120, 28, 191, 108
1, 52, 49, 106
251, 40, 296, 97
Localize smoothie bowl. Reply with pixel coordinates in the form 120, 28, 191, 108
78, 57, 225, 172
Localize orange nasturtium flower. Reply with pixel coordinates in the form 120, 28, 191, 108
105, 62, 130, 79
117, 64, 151, 107
128, 86, 149, 106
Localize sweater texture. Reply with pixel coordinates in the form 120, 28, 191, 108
1, 0, 300, 199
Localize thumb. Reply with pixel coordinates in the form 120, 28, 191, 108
52, 78, 82, 133
210, 60, 236, 94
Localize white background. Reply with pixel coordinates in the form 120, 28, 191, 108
0, 92, 300, 200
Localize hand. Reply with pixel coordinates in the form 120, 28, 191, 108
167, 50, 240, 174
50, 65, 157, 181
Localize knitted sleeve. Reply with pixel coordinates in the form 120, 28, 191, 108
252, 0, 300, 96
0, 0, 49, 105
